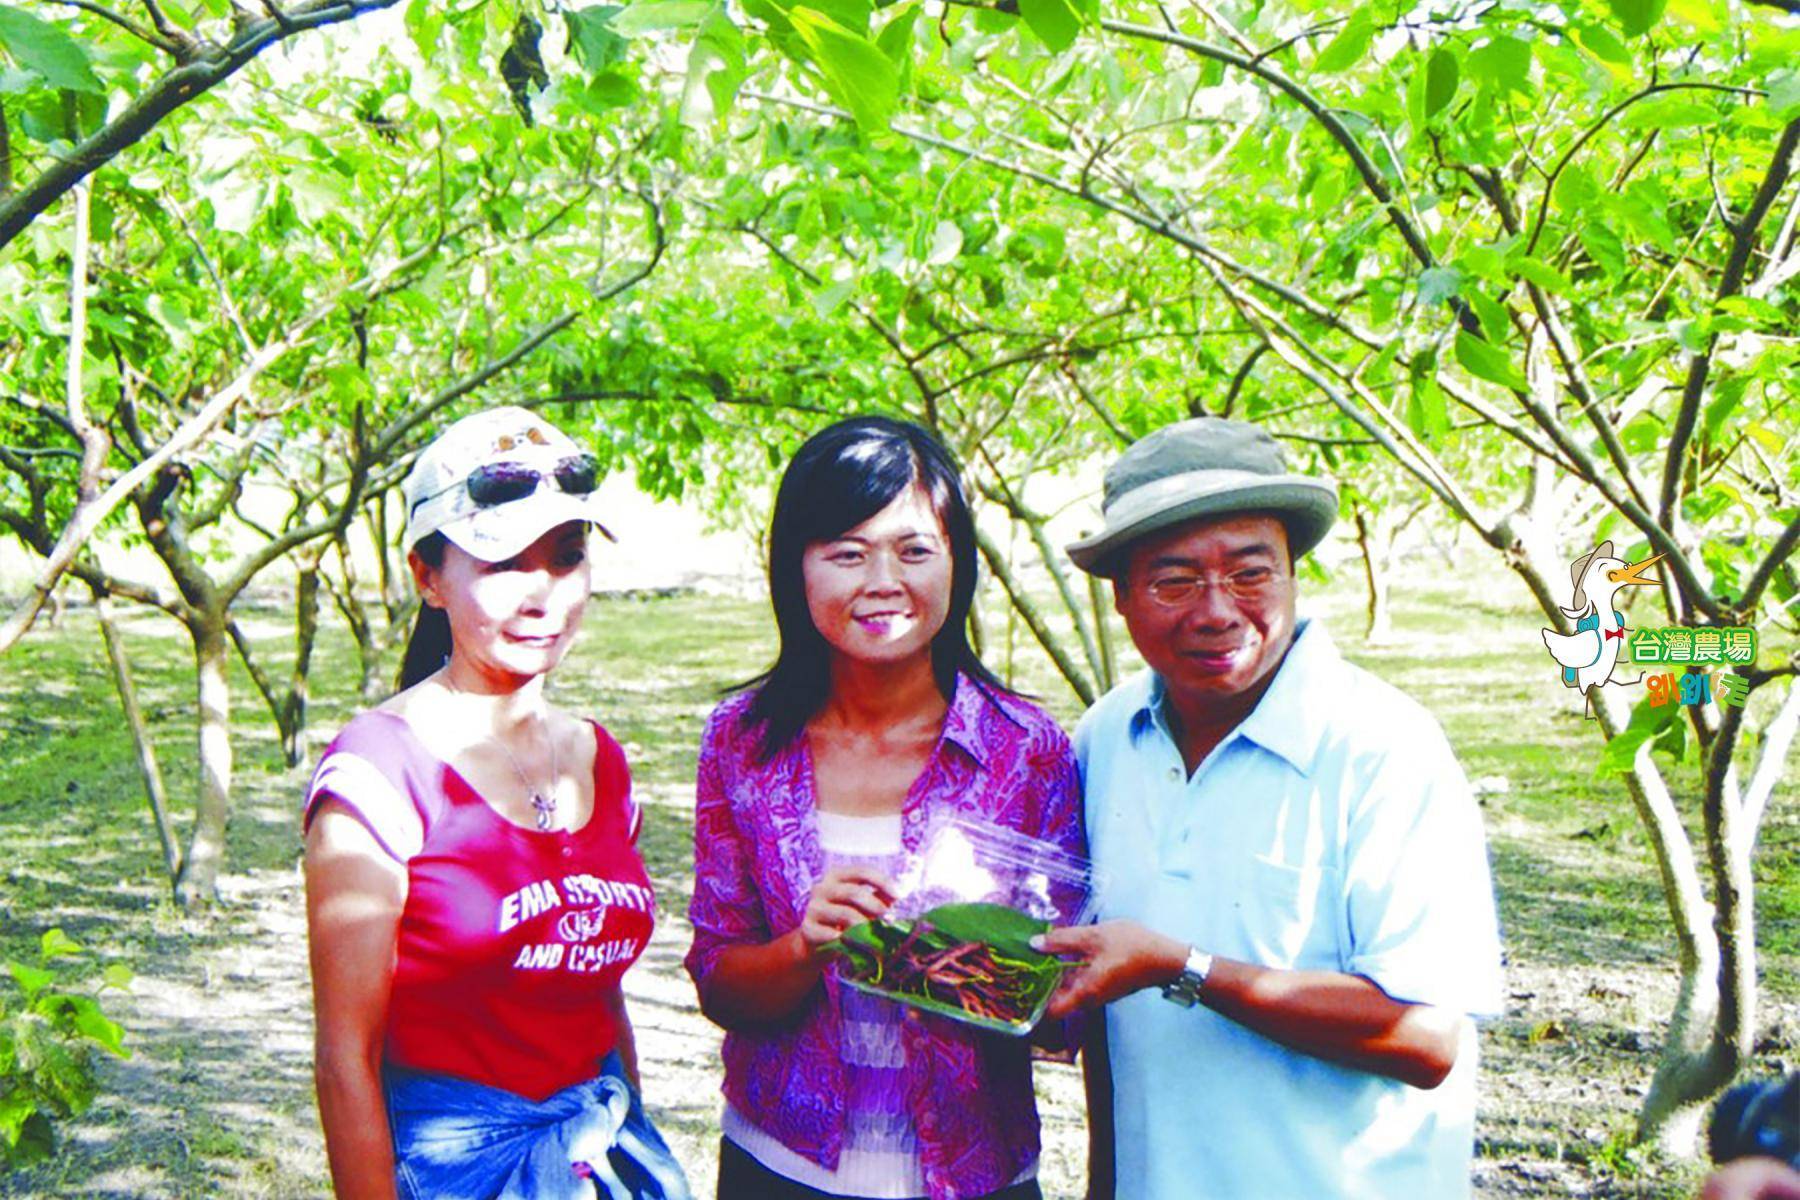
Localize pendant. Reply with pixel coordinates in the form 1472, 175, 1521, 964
531, 790, 556, 831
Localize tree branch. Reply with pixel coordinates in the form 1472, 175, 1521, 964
1660, 116, 1800, 532
0, 0, 403, 249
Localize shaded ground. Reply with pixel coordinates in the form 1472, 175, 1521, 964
2, 571, 1795, 1197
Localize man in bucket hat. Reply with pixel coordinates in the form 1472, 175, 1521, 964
1035, 418, 1504, 1199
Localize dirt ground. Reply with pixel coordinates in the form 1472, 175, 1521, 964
4, 583, 1793, 1199
11, 813, 1786, 1199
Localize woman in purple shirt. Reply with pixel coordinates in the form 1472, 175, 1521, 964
684, 417, 1086, 1200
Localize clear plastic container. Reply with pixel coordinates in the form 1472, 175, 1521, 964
833, 814, 1102, 1036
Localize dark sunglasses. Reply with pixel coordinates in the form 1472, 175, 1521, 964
460, 454, 600, 508
411, 454, 600, 517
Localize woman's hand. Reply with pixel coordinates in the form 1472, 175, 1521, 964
698, 865, 898, 1028
797, 866, 897, 954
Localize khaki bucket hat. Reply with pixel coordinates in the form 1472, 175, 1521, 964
1066, 417, 1339, 576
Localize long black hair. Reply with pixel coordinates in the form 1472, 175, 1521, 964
743, 416, 1011, 759
397, 532, 451, 692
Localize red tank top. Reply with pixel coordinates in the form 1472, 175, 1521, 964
304, 710, 656, 1101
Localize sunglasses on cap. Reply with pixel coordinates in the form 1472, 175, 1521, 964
412, 454, 601, 515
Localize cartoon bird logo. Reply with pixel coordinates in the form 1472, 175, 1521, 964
1540, 540, 1665, 716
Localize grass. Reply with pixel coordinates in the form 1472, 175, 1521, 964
0, 567, 1795, 1198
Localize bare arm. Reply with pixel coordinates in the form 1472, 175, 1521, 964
1040, 921, 1462, 1090
305, 803, 407, 1200
600, 985, 641, 1092
697, 866, 896, 1029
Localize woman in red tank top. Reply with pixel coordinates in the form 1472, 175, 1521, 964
303, 408, 690, 1200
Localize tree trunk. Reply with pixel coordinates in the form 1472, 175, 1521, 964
174, 616, 232, 909
1087, 567, 1117, 692
1499, 534, 1731, 1152
281, 559, 323, 766
1352, 505, 1393, 644
91, 589, 182, 884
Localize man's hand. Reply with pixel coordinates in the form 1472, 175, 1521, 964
1701, 1158, 1800, 1200
1035, 921, 1190, 1018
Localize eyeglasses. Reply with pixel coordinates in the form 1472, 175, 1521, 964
413, 454, 600, 515
1141, 565, 1287, 607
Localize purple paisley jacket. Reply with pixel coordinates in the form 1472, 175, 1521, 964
684, 675, 1086, 1200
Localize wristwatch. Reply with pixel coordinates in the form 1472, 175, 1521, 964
1160, 946, 1215, 1008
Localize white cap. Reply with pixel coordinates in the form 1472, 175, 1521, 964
400, 406, 614, 562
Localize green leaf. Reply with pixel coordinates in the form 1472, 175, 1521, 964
606, 0, 711, 35
1572, 22, 1632, 70
1578, 221, 1627, 279
921, 902, 1051, 959
680, 7, 744, 124
65, 997, 127, 1058
875, 6, 916, 65
1769, 69, 1800, 119
1313, 10, 1376, 74
1423, 47, 1459, 117
1417, 265, 1462, 306
1406, 375, 1449, 441
37, 930, 78, 960
1467, 36, 1532, 96
7, 962, 53, 1003
1018, 0, 1084, 53
1595, 693, 1681, 775
1619, 97, 1720, 129
926, 219, 962, 265
1467, 289, 1510, 343
1454, 330, 1527, 391
566, 5, 629, 69
14, 1111, 54, 1166
1607, 0, 1667, 37
100, 963, 132, 991
788, 6, 897, 129
0, 6, 102, 93
576, 68, 640, 112
1457, 243, 1508, 284
1511, 255, 1572, 294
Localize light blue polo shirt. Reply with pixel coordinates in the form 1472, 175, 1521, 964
1074, 618, 1505, 1200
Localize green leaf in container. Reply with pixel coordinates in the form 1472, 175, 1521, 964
920, 902, 1051, 959
0, 6, 102, 93
1454, 330, 1527, 392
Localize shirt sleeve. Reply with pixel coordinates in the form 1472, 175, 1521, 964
1341, 721, 1506, 1018
1017, 709, 1090, 1063
683, 704, 772, 989
303, 749, 425, 863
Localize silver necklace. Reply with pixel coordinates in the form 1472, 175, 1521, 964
494, 718, 559, 831
442, 673, 560, 830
